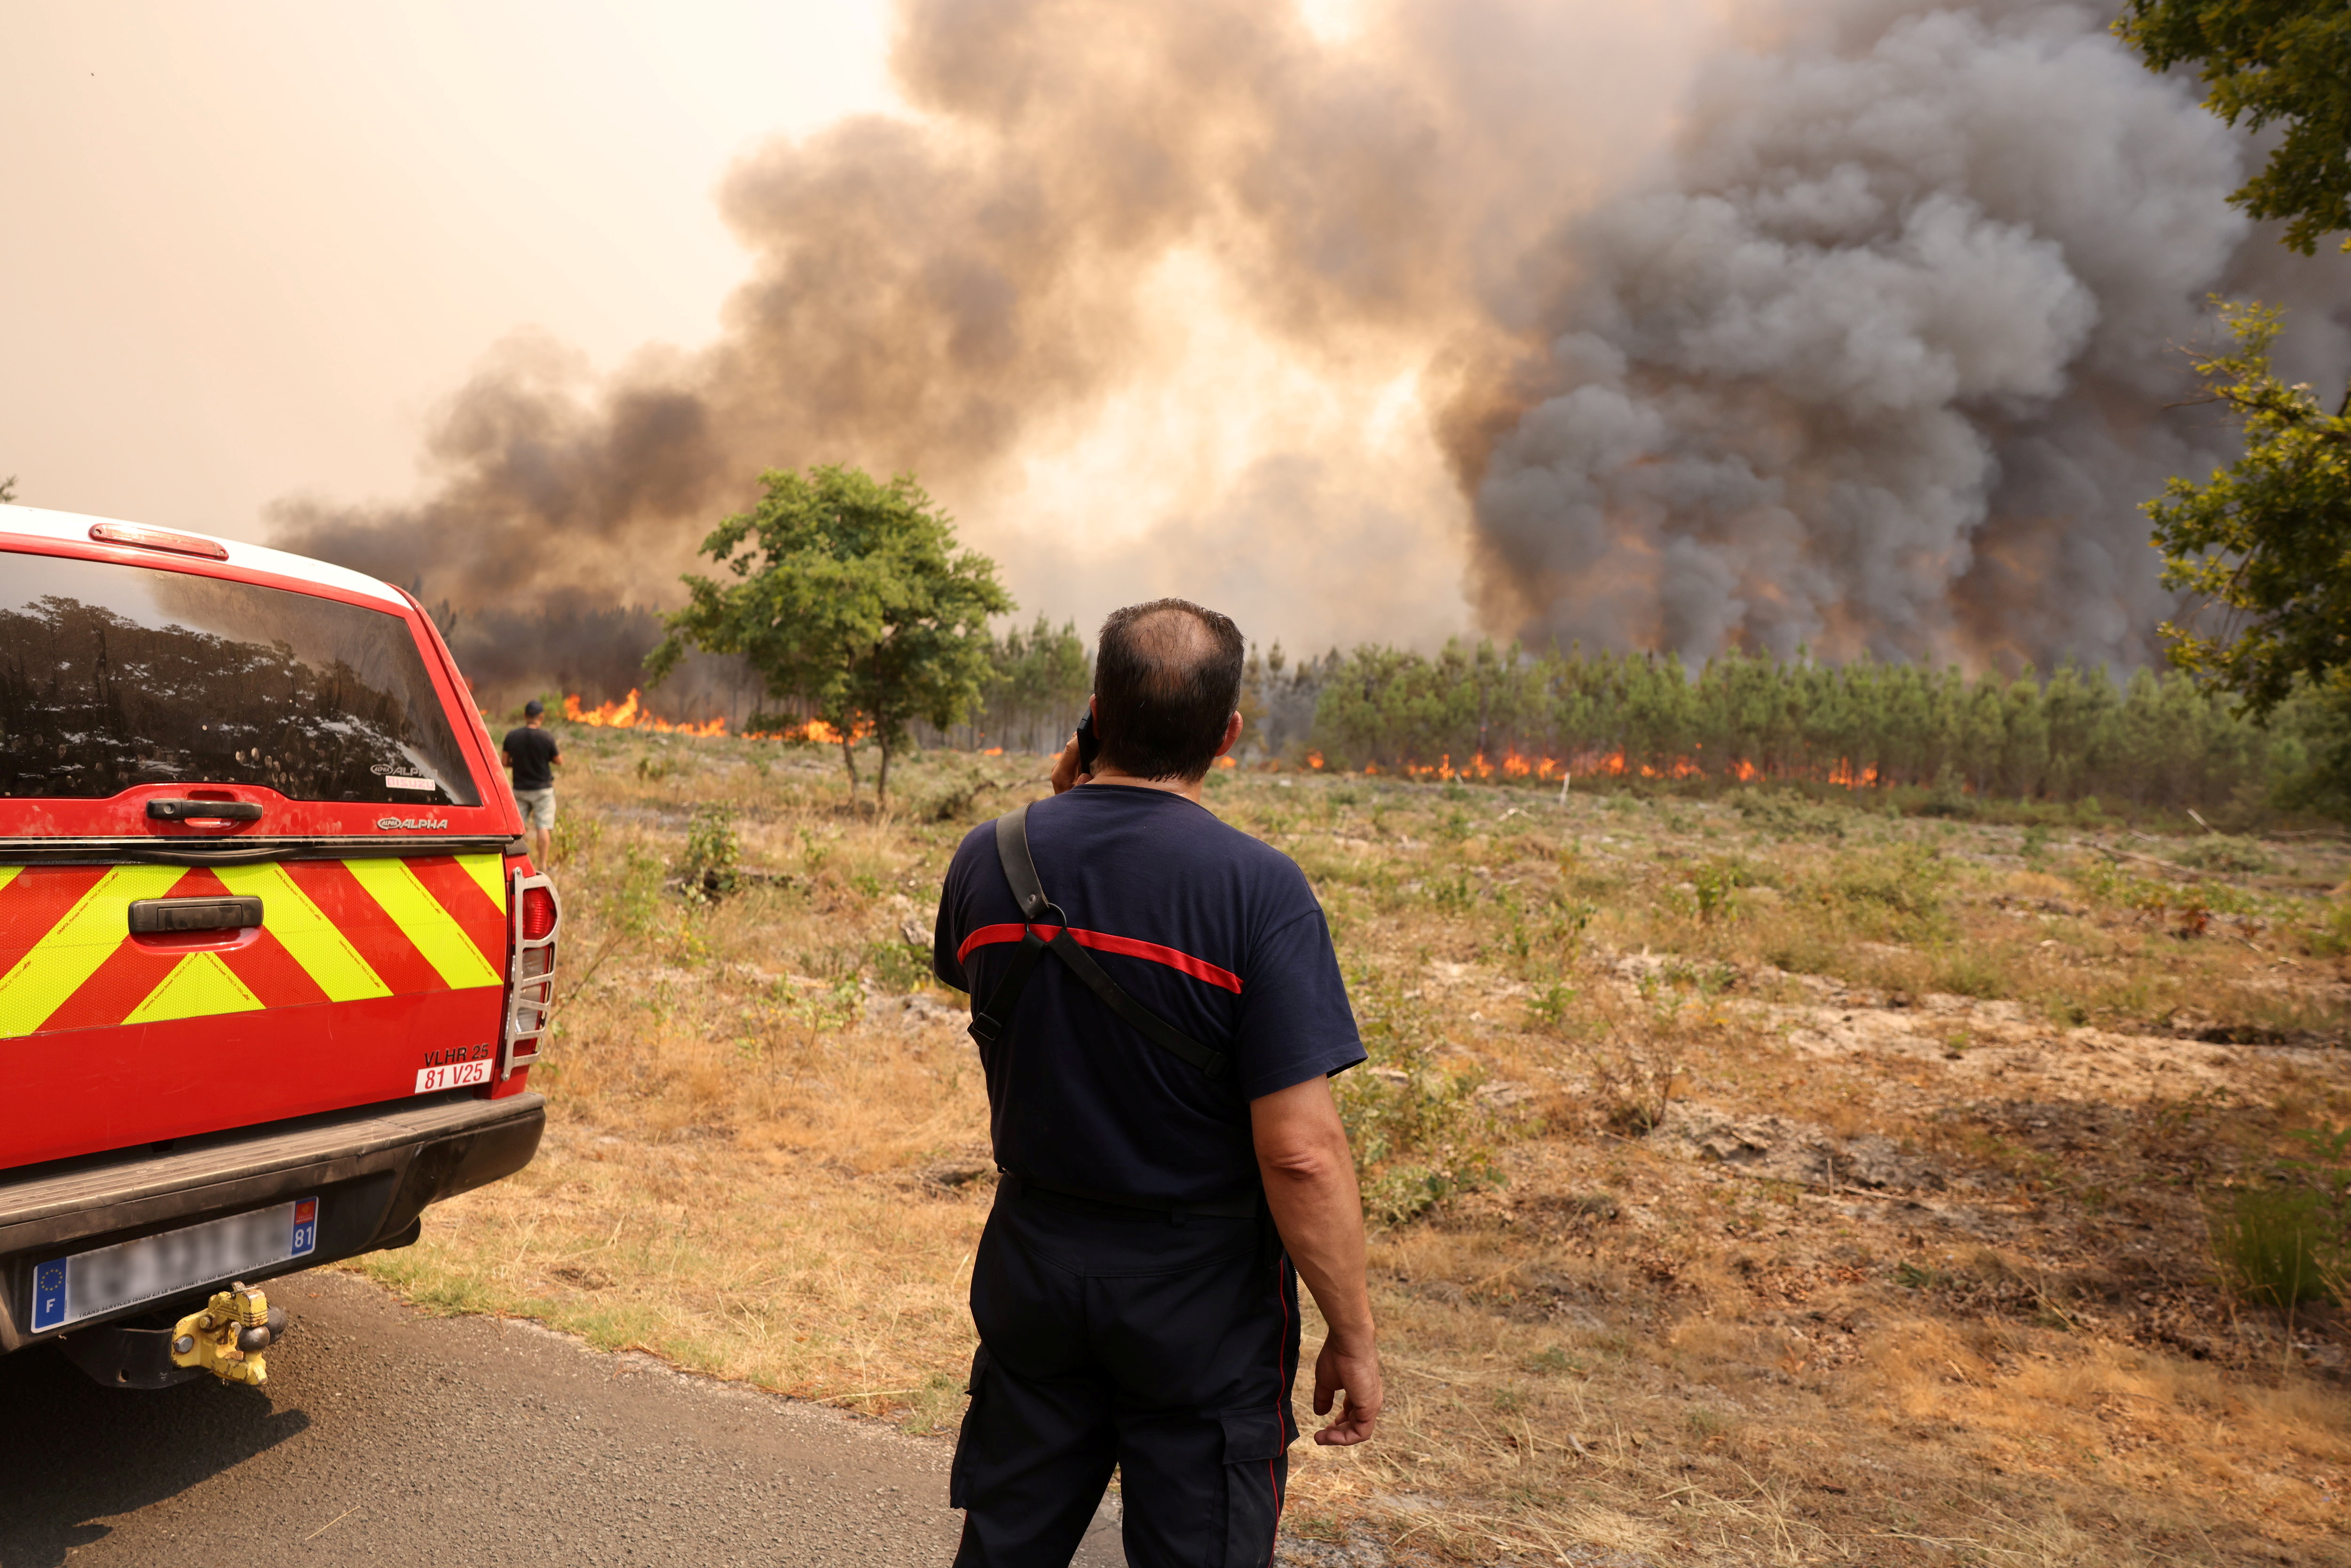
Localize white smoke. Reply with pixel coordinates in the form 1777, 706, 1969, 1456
1462, 0, 2327, 668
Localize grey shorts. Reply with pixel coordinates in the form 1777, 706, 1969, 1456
514, 788, 556, 831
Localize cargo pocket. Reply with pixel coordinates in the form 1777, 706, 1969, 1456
948, 1344, 992, 1511
1216, 1404, 1290, 1567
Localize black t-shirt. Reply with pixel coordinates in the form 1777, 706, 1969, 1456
502, 726, 560, 791
932, 784, 1364, 1206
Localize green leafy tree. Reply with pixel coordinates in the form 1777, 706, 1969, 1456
2147, 303, 2351, 717
0, 475, 16, 504
2116, 0, 2351, 255
977, 615, 1090, 751
647, 465, 1012, 806
2118, 2, 2351, 808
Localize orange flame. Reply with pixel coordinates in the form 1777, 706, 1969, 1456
1318, 742, 1884, 788
561, 691, 870, 745
562, 690, 728, 737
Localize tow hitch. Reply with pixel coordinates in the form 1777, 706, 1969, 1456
170, 1283, 287, 1387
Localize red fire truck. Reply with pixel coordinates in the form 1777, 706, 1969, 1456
0, 506, 554, 1387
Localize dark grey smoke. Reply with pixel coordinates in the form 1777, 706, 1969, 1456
274, 0, 2351, 690
1462, 0, 2351, 668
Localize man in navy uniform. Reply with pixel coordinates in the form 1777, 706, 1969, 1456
932, 599, 1381, 1566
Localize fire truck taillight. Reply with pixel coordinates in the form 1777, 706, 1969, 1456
500, 872, 560, 1083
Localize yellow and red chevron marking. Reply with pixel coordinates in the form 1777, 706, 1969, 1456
0, 853, 506, 1039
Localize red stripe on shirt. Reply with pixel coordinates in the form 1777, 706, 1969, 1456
954, 922, 1242, 994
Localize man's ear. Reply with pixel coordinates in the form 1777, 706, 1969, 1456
1215, 710, 1243, 757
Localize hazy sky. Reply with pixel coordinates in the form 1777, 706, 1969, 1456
2, 2, 893, 532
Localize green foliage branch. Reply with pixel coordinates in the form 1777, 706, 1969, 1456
2148, 303, 2351, 725
2116, 0, 2351, 255
647, 465, 1012, 806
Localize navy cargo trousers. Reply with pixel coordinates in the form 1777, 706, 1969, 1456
950, 1177, 1301, 1568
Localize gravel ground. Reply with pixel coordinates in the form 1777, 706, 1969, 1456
0, 1269, 1124, 1568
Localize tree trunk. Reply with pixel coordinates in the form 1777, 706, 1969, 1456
876, 735, 893, 806
840, 729, 860, 805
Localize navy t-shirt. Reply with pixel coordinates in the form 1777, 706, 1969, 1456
932, 784, 1363, 1206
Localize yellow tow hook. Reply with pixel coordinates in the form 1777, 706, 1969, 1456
170, 1282, 284, 1387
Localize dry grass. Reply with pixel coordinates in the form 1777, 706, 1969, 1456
355, 730, 2351, 1565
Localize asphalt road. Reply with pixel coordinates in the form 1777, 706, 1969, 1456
0, 1269, 1126, 1568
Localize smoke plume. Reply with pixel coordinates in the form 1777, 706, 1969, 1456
274, 0, 2349, 690
1464, 0, 2347, 667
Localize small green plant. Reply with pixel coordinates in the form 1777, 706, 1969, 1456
1526, 981, 1578, 1028
2020, 823, 2051, 862
1691, 861, 1740, 923
678, 804, 743, 905
2305, 901, 2351, 958
1333, 969, 1497, 1225
636, 749, 679, 782
2170, 834, 2277, 875
865, 937, 931, 993
569, 842, 670, 988
1918, 763, 1975, 819
2215, 1188, 2337, 1306
2211, 1128, 2350, 1307
1822, 843, 1951, 938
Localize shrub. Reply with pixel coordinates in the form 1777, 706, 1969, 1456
2169, 834, 2277, 875
1732, 791, 1848, 839
2211, 1128, 2351, 1307
1333, 970, 1497, 1224
678, 804, 743, 905
2215, 1188, 2338, 1306
1820, 843, 1950, 938
1578, 1037, 1680, 1135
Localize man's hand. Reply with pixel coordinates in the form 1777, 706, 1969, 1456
1310, 1331, 1382, 1446
1253, 1074, 1380, 1446
1049, 733, 1091, 795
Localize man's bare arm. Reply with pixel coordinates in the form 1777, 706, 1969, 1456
1252, 1074, 1381, 1445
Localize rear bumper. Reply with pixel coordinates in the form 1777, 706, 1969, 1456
0, 1090, 544, 1354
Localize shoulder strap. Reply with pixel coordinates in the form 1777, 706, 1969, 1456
994, 805, 1050, 920
968, 803, 1230, 1080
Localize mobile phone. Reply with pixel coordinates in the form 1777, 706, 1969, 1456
1075, 709, 1100, 772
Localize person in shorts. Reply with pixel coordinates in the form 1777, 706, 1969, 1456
501, 699, 561, 867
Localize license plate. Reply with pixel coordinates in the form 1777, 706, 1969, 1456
415, 1060, 491, 1093
29, 1197, 319, 1334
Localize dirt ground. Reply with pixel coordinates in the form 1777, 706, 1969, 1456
361, 729, 2351, 1566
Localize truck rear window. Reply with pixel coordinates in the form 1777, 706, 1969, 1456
0, 551, 482, 805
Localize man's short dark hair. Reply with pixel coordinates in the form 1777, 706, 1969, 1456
1092, 599, 1246, 781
